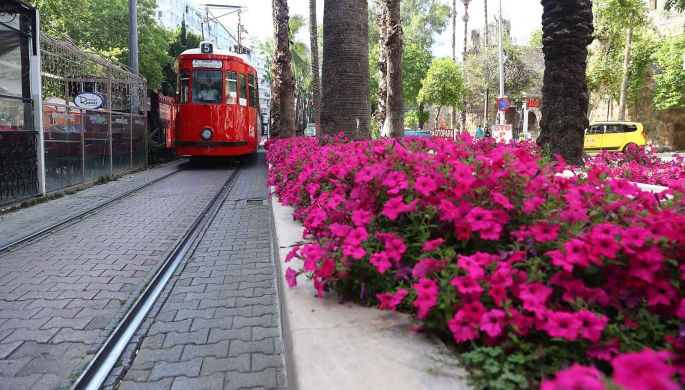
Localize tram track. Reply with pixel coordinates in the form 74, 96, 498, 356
0, 165, 185, 255
71, 163, 243, 390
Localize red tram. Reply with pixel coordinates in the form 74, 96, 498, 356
174, 42, 261, 158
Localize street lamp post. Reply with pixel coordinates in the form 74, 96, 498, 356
498, 0, 504, 124
128, 0, 138, 75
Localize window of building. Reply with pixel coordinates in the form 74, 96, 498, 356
158, 11, 163, 18
179, 69, 190, 103
225, 71, 238, 104
238, 74, 247, 106
192, 70, 223, 104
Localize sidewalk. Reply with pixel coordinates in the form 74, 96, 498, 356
0, 160, 184, 249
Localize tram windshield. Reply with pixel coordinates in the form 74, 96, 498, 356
192, 70, 223, 104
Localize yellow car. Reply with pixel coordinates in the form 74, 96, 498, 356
584, 121, 646, 153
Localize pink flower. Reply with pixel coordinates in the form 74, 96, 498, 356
576, 310, 608, 344
414, 176, 438, 196
457, 255, 485, 279
450, 276, 484, 295
377, 289, 408, 311
448, 310, 479, 343
541, 364, 606, 390
677, 299, 685, 319
646, 279, 677, 307
381, 197, 417, 220
622, 226, 648, 248
343, 227, 369, 247
412, 278, 439, 320
385, 236, 407, 263
342, 245, 366, 259
479, 309, 506, 338
369, 252, 392, 273
285, 268, 298, 287
421, 238, 445, 252
351, 209, 372, 227
587, 339, 621, 361
529, 222, 560, 242
329, 223, 351, 237
612, 349, 679, 390
466, 207, 494, 231
545, 311, 582, 340
491, 191, 514, 210
522, 195, 545, 213
412, 258, 445, 278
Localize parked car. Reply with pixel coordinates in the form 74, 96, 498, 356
405, 130, 433, 139
584, 121, 646, 153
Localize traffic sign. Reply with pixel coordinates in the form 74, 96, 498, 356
496, 97, 510, 111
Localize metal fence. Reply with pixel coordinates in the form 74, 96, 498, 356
40, 32, 148, 193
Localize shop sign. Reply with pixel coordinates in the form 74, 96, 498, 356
74, 92, 105, 109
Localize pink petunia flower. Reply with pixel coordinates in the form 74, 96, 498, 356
285, 268, 298, 287
479, 309, 506, 338
377, 289, 408, 311
491, 191, 514, 210
530, 222, 560, 242
450, 276, 484, 295
576, 310, 608, 344
421, 238, 445, 252
414, 176, 438, 197
351, 209, 372, 227
448, 310, 479, 343
412, 258, 445, 279
612, 349, 679, 390
541, 364, 606, 390
466, 207, 494, 231
545, 311, 582, 340
369, 252, 392, 274
412, 278, 439, 320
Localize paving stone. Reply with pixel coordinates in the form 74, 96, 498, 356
174, 308, 216, 321
147, 319, 192, 336
189, 317, 233, 332
135, 345, 183, 364
0, 373, 42, 390
251, 353, 285, 371
40, 317, 92, 330
162, 329, 209, 348
181, 341, 229, 361
29, 373, 64, 390
9, 342, 70, 360
228, 338, 275, 357
148, 358, 202, 381
0, 341, 23, 359
170, 372, 224, 390
118, 378, 174, 390
233, 314, 276, 329
50, 328, 101, 344
207, 328, 252, 344
4, 329, 59, 343
200, 355, 251, 376
0, 357, 32, 376
252, 327, 281, 342
16, 357, 82, 376
223, 368, 279, 390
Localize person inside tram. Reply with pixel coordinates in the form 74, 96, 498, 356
196, 83, 219, 103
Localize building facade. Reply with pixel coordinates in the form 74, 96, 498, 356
246, 37, 271, 136
154, 0, 237, 51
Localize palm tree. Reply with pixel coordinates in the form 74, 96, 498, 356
461, 0, 470, 133
451, 0, 457, 128
309, 0, 322, 136
321, 0, 372, 140
273, 0, 296, 138
375, 1, 388, 135
537, 0, 594, 166
384, 0, 403, 138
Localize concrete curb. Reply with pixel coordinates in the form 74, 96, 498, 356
269, 189, 470, 390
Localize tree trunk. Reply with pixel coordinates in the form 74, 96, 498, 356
322, 0, 372, 140
376, 1, 388, 136
309, 0, 322, 136
385, 0, 403, 138
618, 26, 633, 121
484, 0, 488, 47
483, 0, 488, 128
418, 103, 426, 130
451, 1, 457, 129
295, 95, 301, 135
435, 105, 442, 129
537, 0, 593, 167
274, 0, 296, 138
461, 0, 470, 134
270, 0, 281, 137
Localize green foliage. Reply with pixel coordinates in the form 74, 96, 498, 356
418, 58, 467, 113
652, 34, 685, 109
164, 19, 203, 93
402, 0, 451, 48
402, 43, 433, 106
460, 346, 533, 389
527, 29, 543, 51
596, 0, 650, 32
403, 109, 428, 129
665, 0, 685, 10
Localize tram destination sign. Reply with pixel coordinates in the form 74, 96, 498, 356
192, 59, 222, 69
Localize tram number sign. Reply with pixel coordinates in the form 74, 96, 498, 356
432, 128, 455, 139
192, 59, 222, 69
200, 42, 214, 54
497, 97, 511, 111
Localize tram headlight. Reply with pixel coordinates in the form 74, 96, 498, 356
201, 128, 213, 140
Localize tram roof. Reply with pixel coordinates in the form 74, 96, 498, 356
178, 48, 253, 66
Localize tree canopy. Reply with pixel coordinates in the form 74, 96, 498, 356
652, 34, 685, 109
418, 58, 467, 122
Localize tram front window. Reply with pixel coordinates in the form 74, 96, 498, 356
192, 71, 223, 104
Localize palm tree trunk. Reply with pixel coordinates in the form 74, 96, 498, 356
483, 0, 488, 128
537, 0, 593, 166
270, 0, 281, 137
451, 1, 457, 129
385, 0, 403, 138
309, 0, 322, 136
274, 0, 296, 138
376, 1, 388, 136
461, 0, 470, 134
322, 0, 372, 140
618, 27, 633, 121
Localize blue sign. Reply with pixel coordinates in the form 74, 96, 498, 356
497, 97, 510, 111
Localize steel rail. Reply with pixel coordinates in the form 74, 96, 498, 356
0, 166, 183, 254
71, 164, 242, 390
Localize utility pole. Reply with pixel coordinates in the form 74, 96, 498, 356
497, 0, 504, 124
128, 0, 138, 74
238, 10, 242, 53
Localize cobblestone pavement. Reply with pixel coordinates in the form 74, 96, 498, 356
0, 160, 185, 249
120, 151, 287, 390
0, 166, 235, 390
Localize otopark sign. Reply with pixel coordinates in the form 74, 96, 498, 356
432, 128, 455, 139
496, 97, 510, 111
492, 124, 513, 143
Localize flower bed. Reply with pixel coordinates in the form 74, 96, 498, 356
585, 147, 685, 187
266, 134, 685, 389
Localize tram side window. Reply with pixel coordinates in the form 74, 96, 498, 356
226, 71, 238, 105
239, 74, 247, 106
192, 70, 223, 104
248, 74, 258, 108
179, 70, 190, 104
